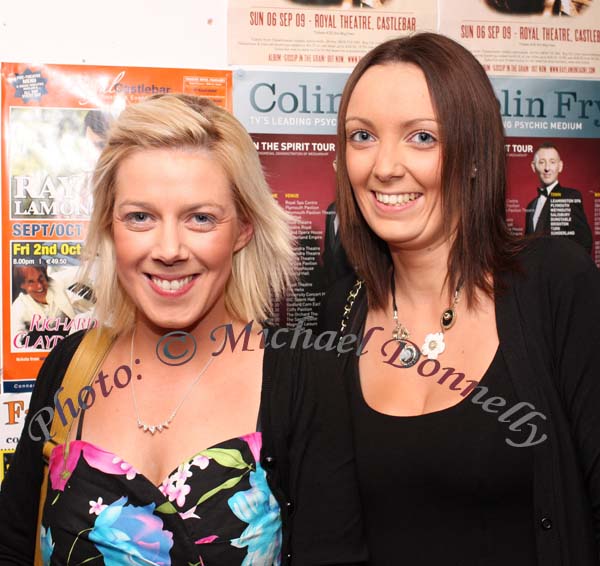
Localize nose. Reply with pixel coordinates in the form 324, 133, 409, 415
372, 139, 406, 182
150, 220, 190, 264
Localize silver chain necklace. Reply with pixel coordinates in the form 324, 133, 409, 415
130, 328, 214, 435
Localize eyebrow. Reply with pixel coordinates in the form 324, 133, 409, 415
345, 116, 437, 128
116, 200, 226, 213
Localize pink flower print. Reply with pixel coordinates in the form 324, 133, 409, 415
179, 506, 200, 521
195, 535, 218, 545
49, 442, 84, 491
109, 456, 137, 480
167, 482, 191, 507
89, 497, 108, 516
241, 432, 262, 463
192, 455, 210, 470
79, 441, 138, 479
159, 479, 171, 499
48, 441, 139, 492
171, 462, 193, 484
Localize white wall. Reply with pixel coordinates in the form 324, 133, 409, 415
0, 0, 229, 69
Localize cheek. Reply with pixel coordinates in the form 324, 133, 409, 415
346, 152, 370, 186
112, 229, 149, 272
201, 233, 238, 269
113, 221, 153, 247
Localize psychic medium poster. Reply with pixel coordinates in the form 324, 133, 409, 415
492, 76, 600, 266
233, 69, 352, 327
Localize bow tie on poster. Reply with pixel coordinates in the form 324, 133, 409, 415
537, 187, 549, 197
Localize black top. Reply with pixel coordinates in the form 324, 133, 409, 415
318, 237, 600, 566
524, 184, 592, 253
350, 346, 537, 565
0, 332, 367, 565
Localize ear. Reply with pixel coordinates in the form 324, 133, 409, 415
530, 160, 536, 174
558, 160, 563, 174
233, 218, 254, 253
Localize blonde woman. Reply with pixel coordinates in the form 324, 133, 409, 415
0, 95, 365, 565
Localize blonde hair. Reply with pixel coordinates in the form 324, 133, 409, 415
82, 94, 295, 335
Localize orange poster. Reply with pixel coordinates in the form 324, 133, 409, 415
1, 63, 232, 395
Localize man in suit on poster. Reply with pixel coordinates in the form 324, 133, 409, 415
524, 142, 592, 253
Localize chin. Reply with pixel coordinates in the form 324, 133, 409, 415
137, 308, 202, 333
159, 314, 206, 331
374, 224, 423, 246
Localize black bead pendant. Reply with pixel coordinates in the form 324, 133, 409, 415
441, 308, 456, 331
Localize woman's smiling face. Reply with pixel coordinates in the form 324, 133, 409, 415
112, 147, 252, 331
344, 62, 446, 252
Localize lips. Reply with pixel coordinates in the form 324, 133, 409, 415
374, 191, 422, 206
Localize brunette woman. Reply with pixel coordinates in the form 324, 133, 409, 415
319, 33, 600, 565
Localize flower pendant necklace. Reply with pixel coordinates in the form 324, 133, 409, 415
391, 271, 461, 368
130, 328, 214, 434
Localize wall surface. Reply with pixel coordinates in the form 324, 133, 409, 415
0, 0, 229, 68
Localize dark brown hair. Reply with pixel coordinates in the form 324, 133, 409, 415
336, 32, 522, 310
14, 264, 48, 286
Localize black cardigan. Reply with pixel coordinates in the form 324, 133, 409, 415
318, 237, 600, 566
0, 331, 367, 565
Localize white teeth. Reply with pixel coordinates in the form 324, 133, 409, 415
151, 276, 192, 291
375, 192, 420, 206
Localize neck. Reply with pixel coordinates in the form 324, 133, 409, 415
130, 302, 252, 367
389, 238, 454, 308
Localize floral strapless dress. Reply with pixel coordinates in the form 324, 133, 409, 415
39, 432, 281, 565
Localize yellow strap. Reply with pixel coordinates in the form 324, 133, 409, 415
34, 328, 115, 565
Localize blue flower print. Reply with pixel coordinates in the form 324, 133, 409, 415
228, 463, 282, 565
39, 525, 54, 566
89, 496, 173, 566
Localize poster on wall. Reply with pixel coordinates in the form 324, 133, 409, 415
491, 76, 600, 265
0, 392, 29, 456
439, 0, 600, 78
234, 69, 351, 326
228, 0, 436, 67
1, 63, 232, 402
